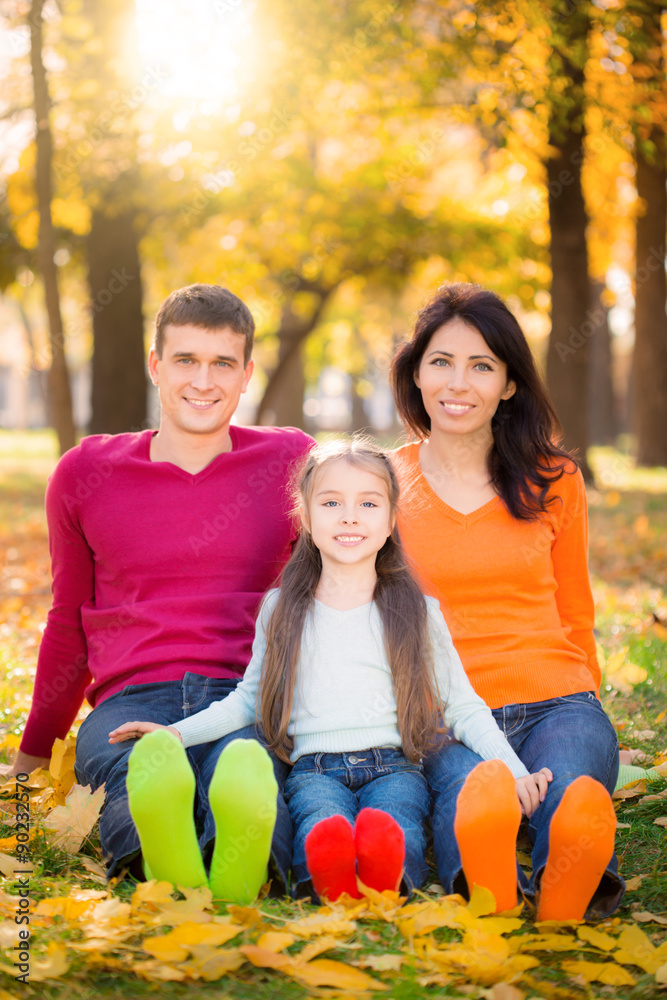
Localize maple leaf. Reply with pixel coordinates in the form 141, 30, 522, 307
41, 783, 105, 852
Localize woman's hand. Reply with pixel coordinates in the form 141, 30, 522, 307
515, 767, 553, 818
108, 722, 182, 744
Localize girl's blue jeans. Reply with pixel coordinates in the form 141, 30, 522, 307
284, 747, 430, 898
424, 691, 624, 918
74, 673, 292, 888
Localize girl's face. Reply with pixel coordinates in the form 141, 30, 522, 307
306, 458, 394, 571
415, 317, 515, 439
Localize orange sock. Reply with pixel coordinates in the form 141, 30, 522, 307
354, 808, 405, 893
453, 759, 521, 912
537, 776, 616, 922
304, 815, 360, 901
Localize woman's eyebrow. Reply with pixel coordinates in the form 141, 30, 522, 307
426, 349, 497, 362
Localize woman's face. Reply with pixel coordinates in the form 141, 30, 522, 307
414, 317, 516, 438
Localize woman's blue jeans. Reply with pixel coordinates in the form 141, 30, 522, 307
74, 673, 292, 889
424, 692, 624, 918
284, 747, 430, 898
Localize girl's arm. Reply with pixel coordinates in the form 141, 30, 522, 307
109, 590, 279, 748
550, 466, 601, 691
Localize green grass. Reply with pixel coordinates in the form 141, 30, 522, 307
0, 436, 666, 998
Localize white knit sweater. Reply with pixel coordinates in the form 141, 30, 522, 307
174, 590, 529, 777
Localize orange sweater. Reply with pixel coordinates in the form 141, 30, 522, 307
393, 443, 600, 709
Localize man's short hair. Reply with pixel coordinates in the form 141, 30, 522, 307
153, 284, 255, 365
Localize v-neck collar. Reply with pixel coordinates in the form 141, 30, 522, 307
406, 441, 501, 525
144, 426, 237, 482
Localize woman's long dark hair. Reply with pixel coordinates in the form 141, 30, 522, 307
390, 283, 574, 520
259, 437, 445, 764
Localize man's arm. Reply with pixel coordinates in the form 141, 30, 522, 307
9, 750, 49, 777
16, 448, 94, 763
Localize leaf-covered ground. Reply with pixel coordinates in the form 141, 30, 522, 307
0, 432, 666, 999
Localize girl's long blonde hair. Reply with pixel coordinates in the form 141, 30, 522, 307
259, 437, 445, 763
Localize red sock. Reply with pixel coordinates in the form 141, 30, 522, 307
537, 776, 616, 922
305, 815, 360, 901
354, 807, 405, 893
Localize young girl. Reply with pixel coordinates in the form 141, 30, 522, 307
110, 438, 551, 903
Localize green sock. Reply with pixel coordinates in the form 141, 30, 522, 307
207, 739, 278, 904
126, 729, 207, 889
615, 763, 662, 790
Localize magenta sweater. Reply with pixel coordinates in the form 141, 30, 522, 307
20, 426, 313, 756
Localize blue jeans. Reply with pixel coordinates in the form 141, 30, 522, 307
424, 692, 624, 918
284, 748, 430, 898
74, 673, 292, 889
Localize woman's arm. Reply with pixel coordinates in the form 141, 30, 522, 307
550, 467, 601, 691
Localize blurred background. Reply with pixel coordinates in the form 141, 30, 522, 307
0, 0, 666, 482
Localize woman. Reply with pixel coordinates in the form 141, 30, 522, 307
390, 283, 623, 920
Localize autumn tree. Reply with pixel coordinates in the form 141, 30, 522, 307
29, 0, 76, 454
628, 2, 667, 466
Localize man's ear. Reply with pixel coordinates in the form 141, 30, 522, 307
241, 358, 255, 393
148, 348, 160, 386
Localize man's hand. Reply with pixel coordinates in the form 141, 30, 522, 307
9, 750, 50, 777
109, 722, 182, 744
515, 767, 553, 818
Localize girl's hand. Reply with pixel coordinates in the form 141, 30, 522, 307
108, 722, 182, 744
515, 767, 553, 818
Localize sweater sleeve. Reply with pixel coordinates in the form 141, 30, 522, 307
427, 599, 529, 779
550, 467, 601, 692
172, 589, 278, 748
20, 449, 93, 757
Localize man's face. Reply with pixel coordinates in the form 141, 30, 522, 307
148, 324, 254, 439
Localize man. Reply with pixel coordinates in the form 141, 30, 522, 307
12, 283, 313, 886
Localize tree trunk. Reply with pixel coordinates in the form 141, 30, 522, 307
545, 6, 593, 482
632, 7, 667, 466
588, 280, 616, 446
257, 289, 332, 426
88, 209, 147, 434
29, 0, 76, 455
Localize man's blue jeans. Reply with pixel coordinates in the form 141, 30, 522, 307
74, 673, 292, 889
284, 748, 430, 898
423, 692, 624, 918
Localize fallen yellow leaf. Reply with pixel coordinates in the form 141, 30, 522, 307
239, 944, 292, 970
563, 959, 636, 986
467, 884, 498, 917
632, 910, 667, 926
355, 953, 405, 972
288, 957, 389, 991
27, 942, 70, 982
286, 908, 358, 937
255, 931, 296, 952
624, 874, 648, 890
577, 925, 618, 951
41, 783, 105, 852
613, 922, 664, 974
180, 948, 245, 980
131, 959, 186, 982
653, 816, 667, 828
